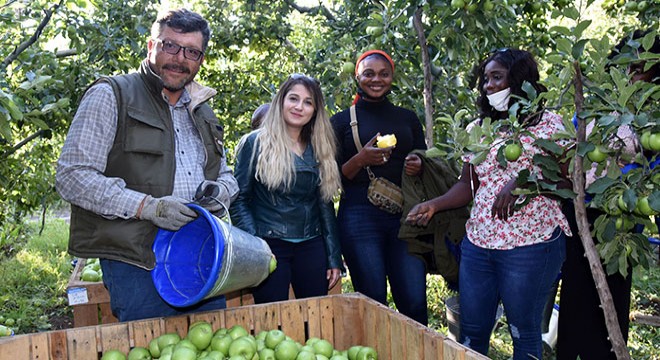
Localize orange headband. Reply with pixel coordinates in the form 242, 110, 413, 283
354, 50, 395, 77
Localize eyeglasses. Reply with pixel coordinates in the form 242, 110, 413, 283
290, 73, 320, 85
154, 39, 204, 61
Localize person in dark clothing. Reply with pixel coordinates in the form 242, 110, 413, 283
331, 49, 428, 325
557, 29, 660, 360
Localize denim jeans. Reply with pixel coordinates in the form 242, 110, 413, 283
251, 236, 329, 304
338, 203, 428, 325
100, 259, 226, 322
458, 228, 565, 359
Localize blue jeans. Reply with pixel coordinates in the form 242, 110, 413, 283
100, 259, 226, 322
459, 228, 565, 359
251, 236, 329, 304
338, 203, 428, 325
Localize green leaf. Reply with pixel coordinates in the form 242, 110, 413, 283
534, 138, 563, 156
573, 20, 592, 39
556, 38, 572, 56
586, 177, 617, 195
572, 39, 589, 59
563, 6, 580, 20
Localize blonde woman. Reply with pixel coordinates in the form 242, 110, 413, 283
230, 74, 342, 303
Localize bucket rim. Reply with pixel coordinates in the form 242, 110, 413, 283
151, 203, 226, 307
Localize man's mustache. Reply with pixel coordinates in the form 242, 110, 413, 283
162, 64, 190, 74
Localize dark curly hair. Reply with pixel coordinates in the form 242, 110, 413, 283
476, 49, 547, 125
609, 29, 660, 84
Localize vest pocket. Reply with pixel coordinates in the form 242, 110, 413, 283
124, 107, 167, 155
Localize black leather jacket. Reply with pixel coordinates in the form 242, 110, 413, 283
230, 132, 342, 269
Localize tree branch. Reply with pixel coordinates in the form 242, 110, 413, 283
412, 7, 434, 148
1, 0, 65, 70
284, 0, 336, 22
2, 130, 46, 159
572, 60, 631, 360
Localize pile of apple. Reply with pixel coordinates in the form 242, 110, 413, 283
100, 321, 377, 360
0, 315, 15, 337
80, 258, 103, 282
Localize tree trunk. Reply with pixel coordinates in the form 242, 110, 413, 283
412, 7, 434, 148
572, 61, 631, 360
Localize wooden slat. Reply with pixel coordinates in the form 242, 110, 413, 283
404, 319, 424, 359
99, 303, 117, 325
443, 339, 466, 360
318, 296, 334, 342
99, 323, 130, 354
389, 310, 405, 360
72, 303, 98, 328
190, 310, 225, 332
130, 318, 162, 349
465, 349, 490, 360
423, 327, 443, 359
305, 297, 322, 340
279, 299, 305, 343
28, 332, 49, 360
48, 330, 68, 360
162, 315, 188, 339
252, 303, 279, 333
65, 327, 96, 359
224, 306, 254, 334
0, 334, 31, 359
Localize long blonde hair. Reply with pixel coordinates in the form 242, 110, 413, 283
246, 76, 341, 202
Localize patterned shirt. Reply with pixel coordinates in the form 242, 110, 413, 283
56, 83, 238, 219
463, 111, 572, 250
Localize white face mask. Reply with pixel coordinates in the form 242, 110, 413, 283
486, 88, 511, 112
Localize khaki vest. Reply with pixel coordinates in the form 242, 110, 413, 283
68, 61, 224, 269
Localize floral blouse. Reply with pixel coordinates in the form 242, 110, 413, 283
463, 111, 572, 250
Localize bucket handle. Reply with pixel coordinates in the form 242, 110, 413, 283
191, 198, 234, 227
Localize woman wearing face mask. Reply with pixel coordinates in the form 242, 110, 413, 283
331, 50, 428, 325
406, 49, 572, 359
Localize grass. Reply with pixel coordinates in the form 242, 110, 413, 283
1, 217, 659, 359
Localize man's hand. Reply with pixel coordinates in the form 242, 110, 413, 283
139, 195, 197, 230
193, 180, 229, 213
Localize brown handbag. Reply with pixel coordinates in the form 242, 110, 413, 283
349, 105, 404, 214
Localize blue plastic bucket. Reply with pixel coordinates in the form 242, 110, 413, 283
152, 204, 273, 307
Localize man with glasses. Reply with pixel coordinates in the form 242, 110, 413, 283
56, 8, 238, 321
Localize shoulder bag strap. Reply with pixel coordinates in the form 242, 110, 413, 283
349, 105, 375, 180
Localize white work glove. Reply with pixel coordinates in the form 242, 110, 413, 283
193, 180, 229, 214
139, 195, 197, 231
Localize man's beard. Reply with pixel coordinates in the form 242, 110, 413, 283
161, 63, 195, 91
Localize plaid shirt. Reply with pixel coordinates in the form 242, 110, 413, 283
56, 83, 238, 219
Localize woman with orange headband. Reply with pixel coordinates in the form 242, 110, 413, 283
330, 50, 428, 325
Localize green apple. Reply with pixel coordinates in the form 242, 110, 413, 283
4, 318, 14, 327
0, 324, 13, 336
650, 133, 660, 151
341, 62, 355, 75
81, 268, 100, 282
346, 346, 363, 360
101, 350, 127, 360
174, 339, 198, 353
256, 330, 268, 341
265, 329, 286, 349
329, 354, 348, 360
205, 350, 225, 360
312, 339, 333, 358
259, 348, 276, 360
356, 346, 377, 360
187, 321, 213, 350
636, 196, 656, 216
148, 338, 161, 358
211, 335, 233, 355
503, 143, 522, 162
160, 344, 175, 358
171, 347, 197, 360
587, 146, 608, 163
297, 350, 316, 360
305, 337, 320, 347
228, 324, 249, 340
127, 346, 152, 360
214, 328, 228, 338
275, 340, 299, 360
229, 336, 257, 359
269, 257, 277, 274
158, 333, 181, 350
451, 0, 465, 9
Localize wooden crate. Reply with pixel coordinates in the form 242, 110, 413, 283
67, 258, 341, 327
0, 293, 487, 360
